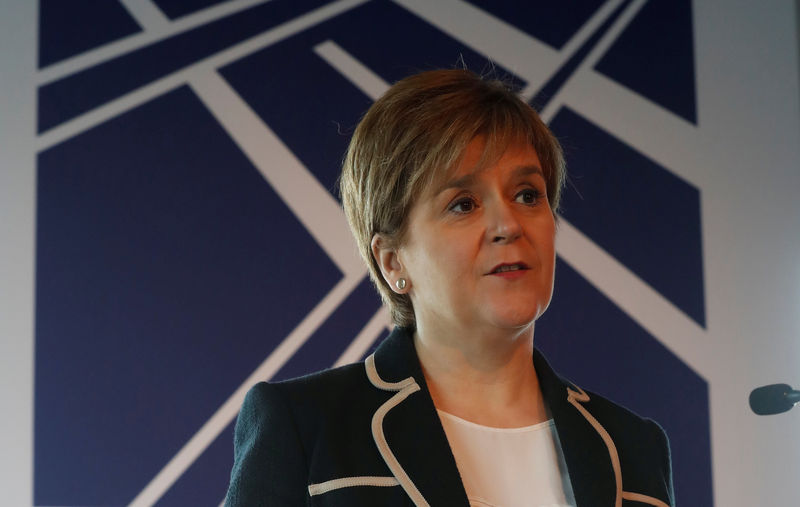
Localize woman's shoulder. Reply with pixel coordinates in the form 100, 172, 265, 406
576, 386, 672, 473
534, 349, 666, 441
227, 365, 373, 505
272, 361, 371, 398
579, 387, 660, 427
565, 384, 665, 455
240, 361, 384, 421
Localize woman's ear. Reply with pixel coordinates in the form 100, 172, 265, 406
371, 234, 409, 294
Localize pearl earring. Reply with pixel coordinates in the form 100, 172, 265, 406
395, 278, 407, 290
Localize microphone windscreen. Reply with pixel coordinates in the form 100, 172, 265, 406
749, 384, 795, 415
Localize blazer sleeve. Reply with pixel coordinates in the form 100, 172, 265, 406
225, 382, 309, 507
648, 419, 675, 506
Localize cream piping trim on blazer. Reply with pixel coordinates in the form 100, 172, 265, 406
365, 353, 416, 390
307, 476, 400, 496
622, 491, 670, 507
365, 354, 430, 507
567, 386, 670, 507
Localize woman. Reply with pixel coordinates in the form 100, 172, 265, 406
225, 69, 674, 507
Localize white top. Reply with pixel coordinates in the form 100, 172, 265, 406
437, 410, 577, 507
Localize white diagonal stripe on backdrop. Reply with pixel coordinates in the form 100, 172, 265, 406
37, 67, 197, 152
314, 40, 389, 100
36, 0, 370, 150
391, 0, 561, 93
118, 0, 170, 30
546, 0, 627, 69
516, 0, 628, 101
37, 0, 273, 85
395, 0, 707, 190
555, 219, 710, 374
190, 71, 363, 277
334, 306, 392, 367
556, 70, 707, 189
128, 273, 364, 507
535, 0, 648, 120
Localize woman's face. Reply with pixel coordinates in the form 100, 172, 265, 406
397, 137, 556, 334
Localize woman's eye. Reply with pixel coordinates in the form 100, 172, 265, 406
449, 197, 476, 214
515, 188, 540, 205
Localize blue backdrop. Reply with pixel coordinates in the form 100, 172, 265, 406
35, 0, 711, 504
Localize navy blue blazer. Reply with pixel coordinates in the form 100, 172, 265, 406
225, 327, 674, 506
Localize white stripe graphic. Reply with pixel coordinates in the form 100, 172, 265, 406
119, 0, 170, 30
393, 0, 707, 193
555, 219, 710, 375
37, 0, 272, 85
536, 0, 649, 121
392, 0, 560, 93
558, 70, 706, 189
190, 71, 363, 277
129, 273, 363, 507
334, 306, 392, 367
37, 0, 370, 150
314, 40, 390, 100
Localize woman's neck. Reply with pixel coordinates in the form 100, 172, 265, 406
413, 320, 548, 428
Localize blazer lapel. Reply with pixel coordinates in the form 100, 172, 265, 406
368, 328, 469, 507
365, 330, 622, 507
534, 349, 619, 507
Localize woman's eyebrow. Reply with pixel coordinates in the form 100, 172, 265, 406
435, 172, 479, 195
513, 165, 544, 179
435, 164, 544, 195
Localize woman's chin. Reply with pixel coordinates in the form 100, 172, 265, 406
480, 305, 542, 330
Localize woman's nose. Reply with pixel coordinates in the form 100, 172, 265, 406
487, 202, 522, 244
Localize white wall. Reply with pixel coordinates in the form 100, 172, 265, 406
691, 1, 800, 503
0, 1, 36, 505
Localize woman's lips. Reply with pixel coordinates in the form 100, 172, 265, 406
489, 269, 528, 279
487, 262, 530, 279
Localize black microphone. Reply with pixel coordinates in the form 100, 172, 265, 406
749, 384, 800, 415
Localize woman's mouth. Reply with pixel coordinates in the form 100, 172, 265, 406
488, 262, 530, 278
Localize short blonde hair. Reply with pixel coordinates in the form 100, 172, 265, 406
340, 69, 565, 328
